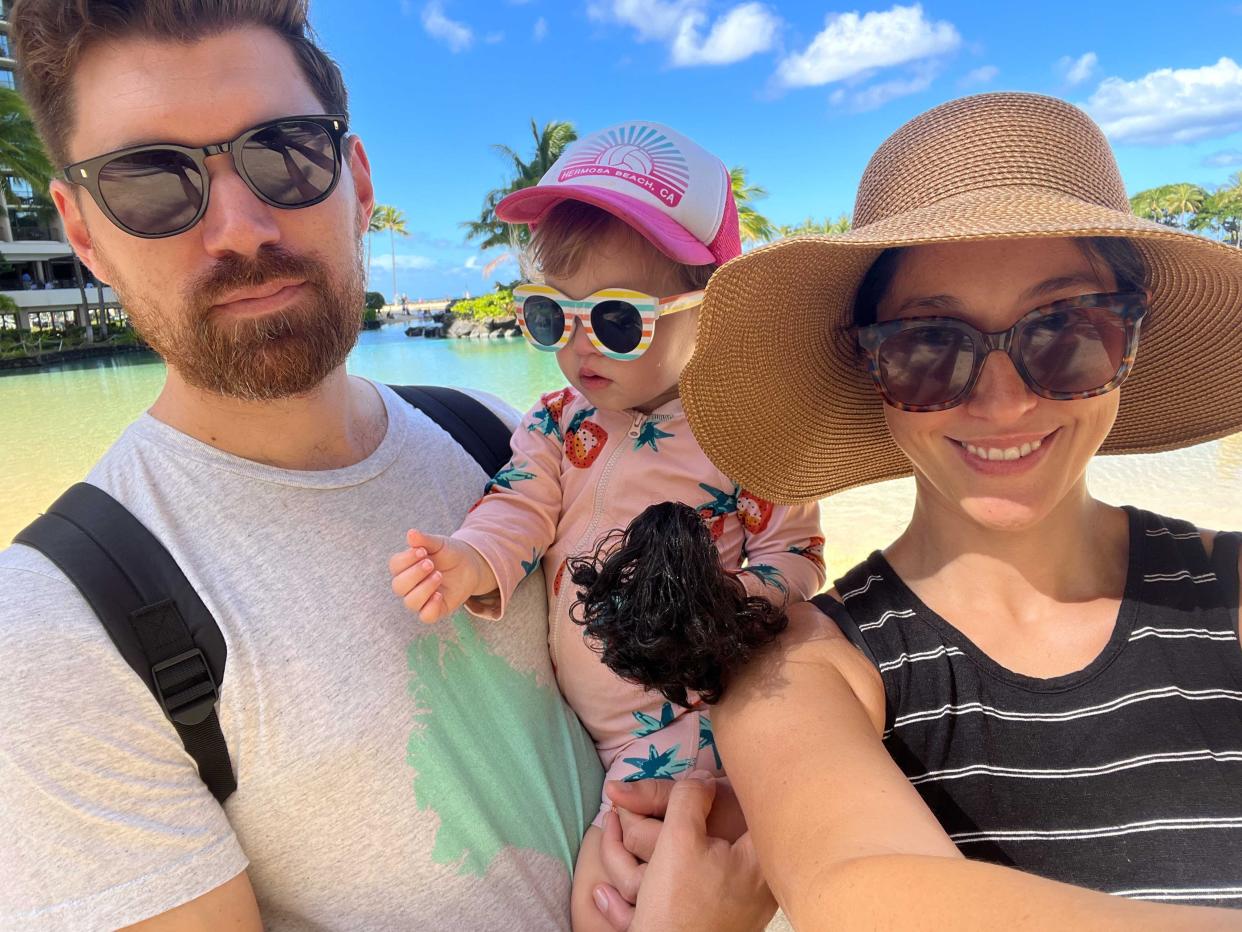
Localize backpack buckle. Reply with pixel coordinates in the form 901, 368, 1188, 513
151, 648, 220, 726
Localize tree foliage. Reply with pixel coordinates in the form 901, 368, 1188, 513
449, 286, 515, 320
0, 88, 55, 196
729, 166, 776, 243
777, 214, 852, 237
464, 120, 579, 251
1130, 177, 1242, 247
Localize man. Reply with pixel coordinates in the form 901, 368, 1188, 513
0, 2, 600, 928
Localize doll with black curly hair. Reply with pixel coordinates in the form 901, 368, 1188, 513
568, 501, 790, 709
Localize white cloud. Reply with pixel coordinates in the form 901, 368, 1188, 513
484, 31, 504, 44
671, 3, 781, 66
422, 2, 473, 53
371, 254, 437, 270
959, 64, 998, 87
1056, 51, 1098, 86
590, 0, 696, 43
533, 16, 548, 41
832, 63, 938, 111
1204, 149, 1242, 168
463, 255, 480, 270
775, 4, 960, 88
1083, 57, 1242, 145
590, 0, 780, 67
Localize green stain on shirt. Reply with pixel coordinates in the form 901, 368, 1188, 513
406, 615, 602, 876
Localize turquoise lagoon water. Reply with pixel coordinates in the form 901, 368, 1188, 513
3, 322, 1240, 577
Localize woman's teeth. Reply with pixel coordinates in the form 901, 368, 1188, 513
963, 439, 1043, 461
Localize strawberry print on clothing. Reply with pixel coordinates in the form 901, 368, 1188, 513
566, 408, 608, 468
736, 490, 774, 534
553, 559, 567, 596
698, 508, 726, 541
529, 387, 573, 440
789, 536, 826, 569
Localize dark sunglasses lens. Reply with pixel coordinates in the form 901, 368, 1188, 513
878, 326, 976, 407
590, 300, 643, 354
523, 296, 566, 346
240, 121, 338, 206
97, 150, 204, 235
1020, 305, 1130, 395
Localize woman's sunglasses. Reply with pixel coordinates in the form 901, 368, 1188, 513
852, 291, 1149, 412
63, 114, 348, 238
513, 284, 704, 361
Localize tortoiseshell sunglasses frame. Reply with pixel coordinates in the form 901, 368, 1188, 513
851, 291, 1149, 412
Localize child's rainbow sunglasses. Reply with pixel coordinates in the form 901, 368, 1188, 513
513, 283, 704, 361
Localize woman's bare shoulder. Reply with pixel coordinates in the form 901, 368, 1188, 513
725, 591, 887, 734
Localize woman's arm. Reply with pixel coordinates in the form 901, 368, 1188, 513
716, 601, 1239, 930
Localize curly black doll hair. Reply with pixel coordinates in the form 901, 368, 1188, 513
567, 501, 789, 708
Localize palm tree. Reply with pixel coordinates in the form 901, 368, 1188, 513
464, 119, 578, 252
0, 87, 56, 242
369, 205, 408, 305
1190, 174, 1242, 247
729, 166, 776, 244
1129, 186, 1175, 226
777, 214, 852, 237
1160, 182, 1208, 229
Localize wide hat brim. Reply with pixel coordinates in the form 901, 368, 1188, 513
681, 186, 1242, 504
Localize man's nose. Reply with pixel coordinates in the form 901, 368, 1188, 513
195, 155, 282, 258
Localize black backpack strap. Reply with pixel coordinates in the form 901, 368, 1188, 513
810, 592, 881, 669
14, 483, 237, 802
388, 384, 512, 477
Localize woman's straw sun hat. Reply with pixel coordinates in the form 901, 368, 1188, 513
680, 91, 1242, 504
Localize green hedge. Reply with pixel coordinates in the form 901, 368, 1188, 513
450, 288, 514, 321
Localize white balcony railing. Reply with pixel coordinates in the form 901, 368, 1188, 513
3, 286, 118, 311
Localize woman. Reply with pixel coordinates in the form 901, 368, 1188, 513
626, 92, 1242, 929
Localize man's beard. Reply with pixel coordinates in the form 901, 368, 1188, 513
101, 244, 364, 401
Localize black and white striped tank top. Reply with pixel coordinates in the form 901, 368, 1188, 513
818, 507, 1242, 907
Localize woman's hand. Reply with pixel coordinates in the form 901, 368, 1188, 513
593, 772, 776, 932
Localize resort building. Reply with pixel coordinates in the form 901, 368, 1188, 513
1, 0, 121, 338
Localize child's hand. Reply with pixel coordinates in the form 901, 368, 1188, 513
388, 530, 498, 623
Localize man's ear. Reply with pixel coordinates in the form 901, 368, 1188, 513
344, 136, 375, 237
50, 179, 107, 283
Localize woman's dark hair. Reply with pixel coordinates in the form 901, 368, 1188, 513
852, 237, 1149, 327
567, 501, 788, 707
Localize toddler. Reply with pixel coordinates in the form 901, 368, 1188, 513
388, 121, 825, 929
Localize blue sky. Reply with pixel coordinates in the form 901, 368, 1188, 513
305, 1, 1242, 300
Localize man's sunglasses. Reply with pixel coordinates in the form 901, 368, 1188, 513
513, 284, 704, 361
852, 291, 1149, 412
63, 114, 349, 238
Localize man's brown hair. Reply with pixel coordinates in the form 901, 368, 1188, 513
12, 0, 349, 168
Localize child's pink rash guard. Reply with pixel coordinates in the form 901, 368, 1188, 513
453, 386, 827, 753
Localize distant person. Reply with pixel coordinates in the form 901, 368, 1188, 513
387, 121, 824, 931
20, 270, 33, 289
605, 92, 1242, 929
1, 1, 599, 929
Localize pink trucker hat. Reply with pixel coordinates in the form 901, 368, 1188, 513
496, 121, 741, 267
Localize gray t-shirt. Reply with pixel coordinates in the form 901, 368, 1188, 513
0, 380, 603, 930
